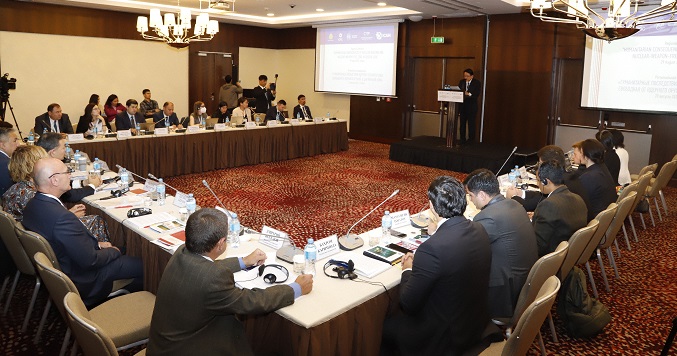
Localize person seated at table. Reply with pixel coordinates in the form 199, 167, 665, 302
147, 208, 313, 355
463, 169, 538, 320
36, 132, 102, 201
0, 126, 21, 196
595, 130, 621, 186
571, 139, 617, 219
188, 101, 209, 126
76, 103, 109, 136
264, 100, 287, 122
382, 176, 501, 356
293, 94, 313, 120
23, 157, 143, 307
532, 160, 588, 256
34, 103, 74, 134
2, 145, 110, 242
213, 101, 230, 124
115, 99, 143, 135
610, 129, 631, 186
152, 102, 183, 129
231, 97, 254, 125
103, 94, 125, 124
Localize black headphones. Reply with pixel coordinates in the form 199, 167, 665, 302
127, 207, 152, 218
537, 164, 548, 186
258, 264, 289, 284
323, 259, 357, 280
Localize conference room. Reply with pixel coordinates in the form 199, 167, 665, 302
1, 0, 676, 355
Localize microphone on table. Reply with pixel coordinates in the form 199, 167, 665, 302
148, 173, 181, 194
41, 119, 51, 132
339, 189, 399, 251
243, 229, 300, 264
202, 180, 234, 218
495, 146, 518, 176
115, 164, 146, 183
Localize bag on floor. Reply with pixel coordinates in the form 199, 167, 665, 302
557, 266, 611, 338
635, 198, 649, 213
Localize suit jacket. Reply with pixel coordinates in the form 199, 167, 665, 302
577, 163, 617, 219
513, 170, 593, 221
264, 106, 286, 122
0, 152, 13, 196
458, 79, 481, 106
61, 185, 95, 203
392, 215, 493, 355
604, 150, 621, 186
532, 186, 588, 256
147, 245, 294, 356
34, 113, 74, 134
252, 86, 275, 114
115, 111, 144, 131
293, 105, 313, 120
152, 112, 181, 128
473, 196, 538, 319
22, 193, 122, 304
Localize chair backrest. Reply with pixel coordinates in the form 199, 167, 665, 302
633, 171, 654, 207
206, 118, 218, 127
600, 191, 637, 249
673, 153, 677, 162
15, 222, 60, 270
0, 211, 35, 275
502, 276, 561, 356
510, 241, 568, 326
617, 181, 638, 204
558, 220, 599, 282
647, 161, 677, 198
64, 292, 118, 356
110, 121, 117, 132
34, 252, 80, 321
576, 203, 617, 266
637, 163, 658, 178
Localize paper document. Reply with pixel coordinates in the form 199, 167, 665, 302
127, 212, 176, 228
151, 234, 185, 253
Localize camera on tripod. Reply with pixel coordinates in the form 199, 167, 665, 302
1, 74, 17, 93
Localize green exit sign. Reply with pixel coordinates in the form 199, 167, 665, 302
431, 36, 445, 44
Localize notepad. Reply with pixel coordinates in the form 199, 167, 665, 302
363, 245, 404, 265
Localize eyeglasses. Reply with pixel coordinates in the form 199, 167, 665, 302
48, 167, 74, 179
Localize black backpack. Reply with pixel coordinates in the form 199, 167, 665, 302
557, 266, 612, 338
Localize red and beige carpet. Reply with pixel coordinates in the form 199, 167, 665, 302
1, 140, 675, 355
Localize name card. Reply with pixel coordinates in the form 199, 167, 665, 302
390, 209, 411, 229
67, 134, 85, 142
498, 174, 510, 187
289, 119, 300, 126
314, 118, 324, 123
144, 179, 159, 192
172, 191, 189, 208
315, 235, 340, 261
518, 166, 528, 179
117, 130, 132, 138
259, 225, 287, 249
266, 120, 279, 127
186, 125, 200, 133
437, 90, 464, 103
244, 122, 257, 129
214, 123, 227, 131
155, 128, 169, 136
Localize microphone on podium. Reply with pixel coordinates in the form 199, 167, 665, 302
495, 146, 518, 176
338, 189, 400, 251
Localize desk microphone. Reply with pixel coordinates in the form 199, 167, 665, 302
115, 164, 146, 183
495, 146, 518, 176
202, 180, 234, 219
244, 229, 300, 264
148, 173, 181, 194
339, 189, 399, 251
40, 119, 51, 132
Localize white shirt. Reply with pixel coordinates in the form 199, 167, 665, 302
615, 147, 631, 185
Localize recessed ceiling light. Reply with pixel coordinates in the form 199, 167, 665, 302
267, 13, 275, 16
377, 2, 387, 6
316, 8, 324, 12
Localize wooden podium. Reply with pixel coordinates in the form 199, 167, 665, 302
438, 89, 464, 148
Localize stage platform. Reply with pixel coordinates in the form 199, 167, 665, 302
389, 136, 536, 174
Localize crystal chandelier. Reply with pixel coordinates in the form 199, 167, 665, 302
136, 1, 219, 49
530, 0, 677, 42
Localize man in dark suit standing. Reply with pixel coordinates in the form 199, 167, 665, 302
152, 101, 183, 129
34, 103, 74, 134
532, 160, 588, 256
22, 158, 143, 306
252, 74, 276, 114
293, 94, 313, 120
148, 208, 313, 355
463, 169, 538, 319
264, 100, 287, 122
115, 99, 143, 135
458, 68, 481, 144
382, 176, 500, 356
0, 126, 21, 196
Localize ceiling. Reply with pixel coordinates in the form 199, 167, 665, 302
26, 0, 527, 28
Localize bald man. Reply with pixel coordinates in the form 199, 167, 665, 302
23, 158, 143, 306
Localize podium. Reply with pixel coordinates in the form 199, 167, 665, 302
438, 89, 464, 148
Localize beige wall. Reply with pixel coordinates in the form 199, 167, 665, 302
0, 31, 189, 134
239, 47, 350, 129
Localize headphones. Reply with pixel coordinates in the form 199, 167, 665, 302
111, 186, 129, 197
323, 259, 357, 280
537, 164, 548, 186
127, 207, 152, 218
258, 264, 289, 284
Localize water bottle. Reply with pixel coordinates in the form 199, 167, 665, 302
297, 112, 301, 119
325, 112, 330, 121
200, 116, 206, 128
73, 150, 82, 170
186, 193, 196, 215
508, 169, 516, 186
94, 125, 98, 137
93, 158, 101, 172
27, 131, 35, 145
225, 116, 230, 126
381, 211, 393, 244
156, 178, 166, 206
135, 123, 141, 134
514, 165, 522, 183
304, 238, 317, 276
228, 213, 241, 248
119, 168, 129, 190
65, 143, 72, 160
43, 128, 48, 134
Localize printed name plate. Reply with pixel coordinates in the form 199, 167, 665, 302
186, 125, 200, 133
266, 120, 279, 127
154, 128, 169, 136
144, 179, 159, 192
172, 191, 189, 208
390, 210, 411, 229
289, 119, 300, 126
117, 130, 132, 138
214, 123, 227, 131
314, 118, 324, 123
259, 225, 286, 249
244, 122, 257, 129
67, 134, 85, 142
316, 235, 340, 261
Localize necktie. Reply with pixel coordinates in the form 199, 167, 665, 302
164, 116, 169, 126
52, 121, 59, 133
130, 115, 136, 127
276, 111, 280, 121
466, 81, 470, 91
302, 107, 307, 119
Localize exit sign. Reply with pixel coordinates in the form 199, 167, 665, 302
431, 36, 445, 44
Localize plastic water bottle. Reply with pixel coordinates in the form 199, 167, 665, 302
94, 125, 98, 137
514, 165, 522, 183
200, 116, 206, 128
43, 128, 48, 135
156, 178, 166, 205
325, 112, 330, 121
119, 168, 129, 190
228, 213, 241, 248
508, 169, 516, 186
64, 143, 72, 160
381, 211, 393, 244
304, 238, 317, 276
28, 131, 35, 145
135, 123, 141, 134
186, 193, 196, 215
297, 112, 301, 119
73, 150, 82, 170
93, 158, 101, 172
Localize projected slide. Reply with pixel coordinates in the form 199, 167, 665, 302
315, 23, 398, 96
581, 24, 677, 113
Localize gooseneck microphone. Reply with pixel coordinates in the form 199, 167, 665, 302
115, 164, 146, 183
495, 146, 518, 176
148, 173, 181, 193
202, 180, 234, 218
338, 189, 400, 251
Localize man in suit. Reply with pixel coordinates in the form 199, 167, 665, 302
148, 208, 313, 355
22, 158, 143, 306
458, 68, 481, 144
152, 101, 183, 129
34, 103, 74, 134
463, 169, 538, 319
115, 99, 143, 135
382, 176, 501, 356
0, 126, 21, 196
252, 74, 276, 114
264, 100, 287, 122
532, 160, 588, 256
293, 94, 313, 120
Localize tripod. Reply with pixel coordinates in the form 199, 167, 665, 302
0, 95, 23, 140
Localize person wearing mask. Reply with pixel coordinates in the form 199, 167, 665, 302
264, 100, 287, 122
103, 94, 126, 123
610, 129, 631, 186
188, 101, 209, 126
34, 103, 74, 134
293, 94, 313, 120
152, 102, 183, 129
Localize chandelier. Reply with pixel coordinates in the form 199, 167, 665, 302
530, 0, 677, 42
209, 0, 236, 12
136, 1, 219, 49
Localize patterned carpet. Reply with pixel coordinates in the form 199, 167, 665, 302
1, 140, 675, 355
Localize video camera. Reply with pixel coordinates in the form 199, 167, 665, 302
1, 74, 17, 98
